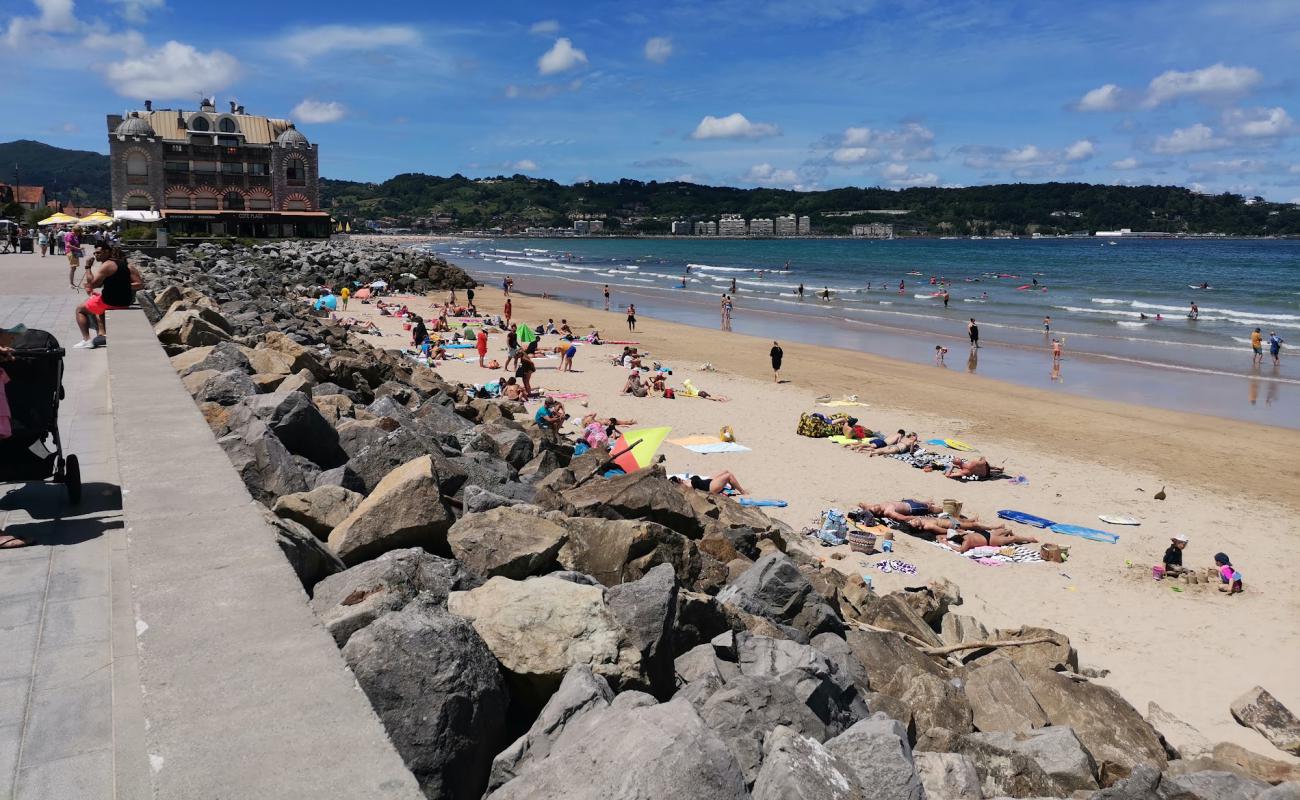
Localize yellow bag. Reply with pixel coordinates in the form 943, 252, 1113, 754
719, 426, 735, 442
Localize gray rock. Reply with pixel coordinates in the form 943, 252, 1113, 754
342, 598, 508, 800
263, 508, 344, 594
845, 628, 945, 700
462, 484, 519, 513
191, 340, 252, 375
675, 644, 741, 686
735, 633, 867, 736
272, 485, 364, 538
488, 665, 614, 793
752, 725, 863, 800
898, 669, 974, 739
964, 658, 1049, 733
309, 548, 480, 646
327, 455, 455, 566
1231, 686, 1300, 756
811, 633, 872, 697
1087, 763, 1160, 799
487, 698, 748, 800
217, 418, 308, 504
226, 390, 346, 469
959, 726, 1098, 797
941, 613, 991, 661
606, 564, 679, 698
1259, 783, 1300, 800
557, 516, 701, 588
611, 690, 658, 710
1159, 770, 1269, 800
347, 428, 465, 495
825, 713, 924, 800
1146, 702, 1212, 760
717, 552, 844, 639
446, 506, 568, 579
197, 369, 259, 405
557, 466, 704, 536
915, 751, 982, 800
699, 674, 829, 785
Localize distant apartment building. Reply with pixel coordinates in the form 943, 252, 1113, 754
671, 220, 692, 235
798, 215, 812, 234
573, 219, 605, 235
748, 218, 775, 236
851, 223, 895, 239
694, 220, 717, 236
774, 214, 797, 236
718, 214, 747, 236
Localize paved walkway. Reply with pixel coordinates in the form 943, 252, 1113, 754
0, 251, 149, 799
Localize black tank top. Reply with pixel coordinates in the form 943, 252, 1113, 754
100, 259, 135, 307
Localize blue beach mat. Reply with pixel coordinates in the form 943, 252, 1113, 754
738, 498, 788, 507
997, 510, 1056, 528
1049, 523, 1120, 544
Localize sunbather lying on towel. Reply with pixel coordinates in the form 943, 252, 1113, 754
670, 470, 747, 496
945, 456, 993, 480
944, 527, 1038, 553
858, 499, 941, 521
902, 515, 1017, 541
850, 428, 906, 451
865, 433, 919, 456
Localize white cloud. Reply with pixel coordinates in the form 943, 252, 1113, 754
691, 113, 780, 140
103, 40, 240, 99
743, 163, 799, 187
292, 99, 346, 124
1003, 145, 1049, 164
1224, 106, 1296, 138
1152, 123, 1228, 154
538, 37, 587, 75
1187, 158, 1275, 175
4, 0, 81, 46
882, 162, 910, 180
831, 123, 934, 162
890, 171, 939, 187
110, 0, 164, 24
511, 159, 538, 171
1110, 157, 1140, 170
276, 24, 421, 65
529, 20, 560, 35
832, 147, 878, 164
504, 79, 583, 100
1074, 83, 1124, 112
1064, 139, 1095, 161
644, 36, 672, 64
82, 29, 146, 52
1143, 63, 1261, 108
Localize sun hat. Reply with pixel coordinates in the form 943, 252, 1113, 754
1172, 534, 1189, 543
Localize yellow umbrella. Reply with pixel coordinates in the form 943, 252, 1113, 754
77, 211, 114, 226
38, 212, 78, 226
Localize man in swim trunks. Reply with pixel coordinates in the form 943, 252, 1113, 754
945, 456, 991, 480
851, 429, 906, 452
1251, 328, 1263, 365
857, 500, 940, 522
865, 433, 919, 456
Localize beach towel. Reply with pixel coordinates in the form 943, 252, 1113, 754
1048, 523, 1120, 544
738, 498, 787, 507
819, 400, 870, 408
545, 392, 588, 400
683, 442, 751, 454
872, 559, 918, 575
827, 434, 861, 446
668, 435, 721, 447
444, 343, 476, 349
997, 510, 1055, 528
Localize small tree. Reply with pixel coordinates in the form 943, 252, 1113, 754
26, 207, 53, 226
1, 201, 25, 221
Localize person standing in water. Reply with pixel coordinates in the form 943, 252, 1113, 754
797, 283, 805, 299
821, 287, 831, 301
968, 318, 980, 348
730, 278, 737, 293
1189, 301, 1199, 320
1251, 327, 1264, 365
1051, 337, 1063, 364
899, 279, 905, 294
603, 284, 610, 310
942, 290, 950, 308
1269, 331, 1284, 365
770, 341, 783, 382
1044, 315, 1051, 334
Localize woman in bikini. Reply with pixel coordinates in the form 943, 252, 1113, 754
671, 470, 747, 496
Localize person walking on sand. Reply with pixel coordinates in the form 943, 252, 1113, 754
627, 303, 637, 332
1051, 337, 1062, 364
722, 295, 733, 331
603, 284, 610, 310
340, 285, 350, 310
934, 345, 948, 364
475, 327, 488, 367
1269, 331, 1284, 365
467, 285, 475, 307
503, 298, 512, 327
770, 341, 783, 381
1251, 327, 1263, 365
968, 318, 979, 348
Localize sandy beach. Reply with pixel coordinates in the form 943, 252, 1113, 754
338, 287, 1300, 757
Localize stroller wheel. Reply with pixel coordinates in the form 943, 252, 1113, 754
65, 455, 82, 505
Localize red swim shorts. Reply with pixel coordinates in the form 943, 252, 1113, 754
84, 293, 130, 316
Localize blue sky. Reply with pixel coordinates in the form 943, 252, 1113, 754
2, 0, 1299, 199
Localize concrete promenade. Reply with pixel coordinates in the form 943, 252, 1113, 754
0, 251, 420, 799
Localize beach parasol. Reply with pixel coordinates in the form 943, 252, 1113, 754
39, 213, 78, 226
77, 211, 114, 226
353, 287, 372, 299
516, 325, 538, 344
610, 426, 672, 474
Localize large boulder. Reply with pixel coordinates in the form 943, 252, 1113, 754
734, 633, 867, 736
327, 455, 455, 566
716, 552, 844, 639
859, 593, 942, 647
1159, 770, 1271, 800
309, 548, 480, 646
844, 628, 946, 699
914, 751, 982, 800
897, 669, 974, 741
217, 418, 308, 503
1232, 686, 1300, 756
751, 725, 864, 800
825, 713, 925, 800
262, 331, 325, 377
347, 428, 465, 495
197, 369, 259, 405
272, 485, 364, 538
190, 340, 252, 375
606, 564, 679, 698
446, 507, 568, 579
963, 658, 1049, 732
977, 625, 1078, 673
558, 467, 704, 536
1022, 667, 1166, 785
487, 665, 613, 793
486, 698, 748, 800
557, 516, 701, 588
342, 598, 508, 800
698, 674, 828, 784
155, 307, 231, 347
958, 726, 1098, 797
262, 507, 344, 594
448, 575, 645, 706
1146, 702, 1212, 760
226, 391, 346, 469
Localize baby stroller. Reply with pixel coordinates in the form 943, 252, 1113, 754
0, 328, 81, 504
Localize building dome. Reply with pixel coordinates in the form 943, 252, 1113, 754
276, 124, 309, 146
115, 112, 155, 137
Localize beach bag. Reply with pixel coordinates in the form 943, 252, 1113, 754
664, 388, 675, 399
797, 412, 836, 438
817, 508, 849, 546
719, 425, 735, 442
847, 530, 877, 555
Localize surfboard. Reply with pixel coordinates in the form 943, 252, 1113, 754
1050, 523, 1120, 544
997, 510, 1055, 528
1098, 514, 1140, 526
944, 439, 975, 451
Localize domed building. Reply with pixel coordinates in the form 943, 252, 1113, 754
107, 99, 328, 238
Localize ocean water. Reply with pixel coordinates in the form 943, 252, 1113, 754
425, 237, 1300, 426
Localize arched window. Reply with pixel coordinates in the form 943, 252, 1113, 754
165, 191, 191, 209
285, 198, 309, 211
193, 189, 218, 210
285, 156, 306, 185
125, 194, 152, 210
219, 117, 238, 133
224, 191, 245, 210
126, 152, 148, 176
190, 116, 210, 132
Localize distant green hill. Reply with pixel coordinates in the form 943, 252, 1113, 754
0, 139, 110, 208
323, 174, 1300, 236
